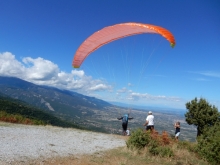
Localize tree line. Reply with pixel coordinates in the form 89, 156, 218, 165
0, 96, 82, 129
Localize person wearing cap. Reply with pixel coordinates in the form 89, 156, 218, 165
143, 111, 154, 132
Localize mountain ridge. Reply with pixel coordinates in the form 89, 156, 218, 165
0, 76, 112, 112
0, 76, 116, 130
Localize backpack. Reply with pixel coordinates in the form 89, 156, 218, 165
122, 114, 128, 123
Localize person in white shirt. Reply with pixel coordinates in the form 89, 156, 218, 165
143, 111, 154, 132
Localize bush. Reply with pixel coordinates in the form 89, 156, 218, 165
160, 131, 171, 145
160, 146, 174, 157
126, 129, 174, 158
197, 123, 220, 165
148, 145, 160, 155
0, 110, 46, 125
126, 128, 151, 149
177, 141, 197, 152
126, 129, 173, 149
149, 146, 174, 157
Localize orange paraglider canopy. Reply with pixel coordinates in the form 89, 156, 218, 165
72, 22, 175, 68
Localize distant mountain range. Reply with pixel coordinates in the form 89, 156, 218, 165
0, 76, 113, 122
0, 76, 185, 117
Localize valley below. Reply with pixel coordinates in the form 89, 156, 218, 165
75, 106, 197, 142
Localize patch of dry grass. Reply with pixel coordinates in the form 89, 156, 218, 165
15, 143, 209, 165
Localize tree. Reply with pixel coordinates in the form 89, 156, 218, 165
197, 122, 220, 165
185, 97, 220, 137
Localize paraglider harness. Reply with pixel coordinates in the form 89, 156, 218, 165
122, 114, 128, 124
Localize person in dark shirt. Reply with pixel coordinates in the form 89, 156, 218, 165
174, 121, 180, 141
117, 114, 133, 136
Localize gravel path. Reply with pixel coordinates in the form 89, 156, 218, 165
0, 122, 126, 165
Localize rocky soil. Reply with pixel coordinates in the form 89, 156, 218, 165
0, 122, 126, 165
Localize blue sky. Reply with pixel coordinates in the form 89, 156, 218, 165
0, 0, 220, 110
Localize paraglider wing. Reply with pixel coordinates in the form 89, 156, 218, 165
72, 22, 175, 68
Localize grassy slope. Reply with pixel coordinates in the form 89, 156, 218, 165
22, 145, 209, 165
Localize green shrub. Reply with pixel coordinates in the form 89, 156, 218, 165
32, 119, 46, 125
148, 140, 160, 155
177, 141, 197, 152
149, 146, 174, 157
148, 146, 160, 156
126, 128, 174, 158
126, 128, 151, 149
126, 129, 175, 158
197, 123, 220, 165
0, 110, 46, 125
160, 146, 174, 157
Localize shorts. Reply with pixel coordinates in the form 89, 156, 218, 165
122, 123, 128, 131
146, 125, 154, 131
175, 132, 180, 137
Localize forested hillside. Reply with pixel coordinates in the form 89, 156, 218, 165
0, 95, 82, 129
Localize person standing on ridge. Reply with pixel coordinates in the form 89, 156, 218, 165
117, 114, 133, 136
174, 121, 180, 141
143, 111, 154, 132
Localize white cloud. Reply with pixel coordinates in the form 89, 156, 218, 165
194, 78, 210, 81
127, 83, 132, 87
189, 71, 220, 78
22, 57, 59, 80
117, 87, 128, 93
0, 52, 112, 95
0, 52, 25, 77
127, 92, 180, 102
71, 70, 85, 78
199, 71, 220, 78
89, 84, 111, 91
0, 52, 186, 109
